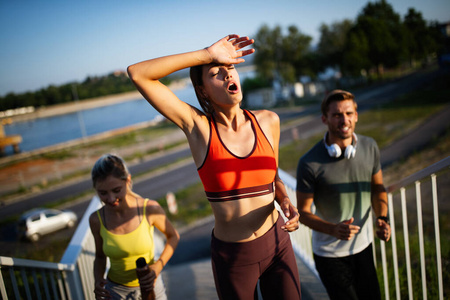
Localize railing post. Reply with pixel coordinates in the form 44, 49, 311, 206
9, 268, 20, 299
0, 266, 8, 300
388, 194, 401, 300
380, 240, 389, 300
415, 181, 427, 300
431, 174, 443, 300
400, 188, 413, 300
64, 267, 85, 300
20, 267, 32, 299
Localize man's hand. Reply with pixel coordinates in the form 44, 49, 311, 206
376, 218, 391, 242
332, 217, 360, 240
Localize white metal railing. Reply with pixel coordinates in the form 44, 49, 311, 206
278, 169, 319, 278
377, 156, 449, 300
1, 158, 448, 299
0, 195, 165, 300
0, 197, 101, 300
279, 157, 448, 300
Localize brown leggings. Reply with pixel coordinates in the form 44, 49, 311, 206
211, 214, 301, 300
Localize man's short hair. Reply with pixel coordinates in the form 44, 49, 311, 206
321, 89, 356, 116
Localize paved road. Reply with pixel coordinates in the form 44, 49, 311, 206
2, 67, 444, 221
1, 67, 448, 255
1, 67, 448, 299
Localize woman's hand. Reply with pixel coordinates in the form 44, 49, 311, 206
206, 34, 255, 65
279, 198, 300, 232
94, 278, 110, 300
137, 268, 157, 293
149, 259, 163, 278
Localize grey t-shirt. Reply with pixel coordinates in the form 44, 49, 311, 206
296, 134, 381, 257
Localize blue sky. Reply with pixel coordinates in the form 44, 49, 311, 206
0, 0, 449, 97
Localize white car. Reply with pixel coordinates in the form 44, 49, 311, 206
17, 208, 78, 242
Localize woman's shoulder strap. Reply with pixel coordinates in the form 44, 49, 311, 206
95, 209, 105, 228
143, 198, 149, 215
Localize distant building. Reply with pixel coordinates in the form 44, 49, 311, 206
246, 88, 277, 108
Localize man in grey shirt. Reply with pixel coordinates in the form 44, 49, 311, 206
296, 89, 391, 300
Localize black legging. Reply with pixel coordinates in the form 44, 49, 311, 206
211, 214, 301, 300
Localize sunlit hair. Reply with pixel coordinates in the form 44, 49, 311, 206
190, 65, 214, 116
91, 154, 129, 187
321, 89, 357, 116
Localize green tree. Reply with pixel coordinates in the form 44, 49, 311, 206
253, 24, 282, 82
253, 24, 312, 84
348, 0, 407, 77
342, 28, 371, 76
0, 71, 137, 111
282, 25, 313, 82
316, 19, 353, 72
403, 8, 439, 64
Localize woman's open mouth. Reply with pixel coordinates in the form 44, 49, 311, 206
227, 82, 239, 94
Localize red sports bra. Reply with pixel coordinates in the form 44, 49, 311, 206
197, 110, 277, 202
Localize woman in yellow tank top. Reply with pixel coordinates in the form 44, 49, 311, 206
89, 154, 179, 300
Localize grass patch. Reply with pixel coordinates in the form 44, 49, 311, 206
376, 212, 450, 299
157, 182, 211, 228
279, 133, 324, 174
93, 122, 179, 148
40, 149, 77, 160
21, 237, 73, 262
0, 167, 92, 207
127, 140, 188, 162
357, 70, 450, 149
279, 70, 450, 175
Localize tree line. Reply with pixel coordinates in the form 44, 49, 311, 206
0, 71, 135, 111
1, 0, 447, 112
250, 0, 447, 87
0, 71, 173, 112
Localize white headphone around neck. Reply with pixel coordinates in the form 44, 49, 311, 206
323, 132, 358, 159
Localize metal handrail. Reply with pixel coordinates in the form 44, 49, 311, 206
279, 156, 448, 300
387, 156, 450, 193
1, 157, 447, 299
278, 169, 318, 277
0, 197, 102, 300
379, 156, 449, 300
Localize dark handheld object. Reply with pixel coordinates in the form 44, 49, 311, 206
136, 257, 155, 300
136, 257, 147, 268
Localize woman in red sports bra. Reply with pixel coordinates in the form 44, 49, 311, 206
128, 34, 301, 300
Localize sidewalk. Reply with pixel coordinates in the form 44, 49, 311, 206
155, 216, 329, 300
161, 256, 329, 300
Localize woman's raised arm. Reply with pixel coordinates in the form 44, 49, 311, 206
127, 34, 254, 131
127, 49, 211, 131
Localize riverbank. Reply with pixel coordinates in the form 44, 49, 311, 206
6, 91, 143, 123
3, 79, 189, 123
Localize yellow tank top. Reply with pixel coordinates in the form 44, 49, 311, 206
97, 199, 155, 287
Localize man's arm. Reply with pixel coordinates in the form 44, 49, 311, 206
371, 169, 391, 241
297, 191, 360, 241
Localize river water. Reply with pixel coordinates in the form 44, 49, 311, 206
3, 86, 200, 155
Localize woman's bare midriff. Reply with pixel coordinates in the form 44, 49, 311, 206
210, 192, 279, 243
